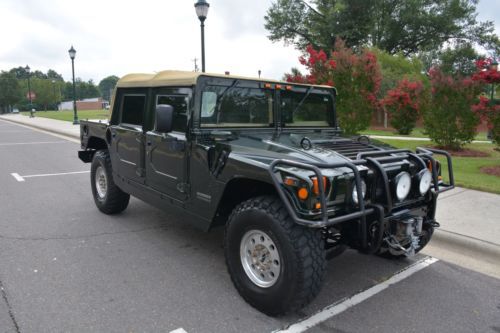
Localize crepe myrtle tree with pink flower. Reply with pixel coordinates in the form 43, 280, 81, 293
285, 39, 382, 135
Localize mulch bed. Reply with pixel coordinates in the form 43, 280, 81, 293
432, 146, 490, 158
480, 165, 500, 177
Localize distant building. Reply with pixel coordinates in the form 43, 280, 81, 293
59, 97, 109, 111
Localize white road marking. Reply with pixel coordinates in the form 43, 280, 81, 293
11, 173, 25, 182
0, 141, 67, 146
11, 170, 90, 182
169, 329, 188, 333
274, 256, 439, 333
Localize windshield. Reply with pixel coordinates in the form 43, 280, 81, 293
281, 89, 334, 127
200, 83, 274, 128
199, 80, 334, 128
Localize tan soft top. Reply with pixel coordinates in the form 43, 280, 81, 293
116, 70, 333, 89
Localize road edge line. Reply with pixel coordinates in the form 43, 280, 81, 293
273, 256, 439, 333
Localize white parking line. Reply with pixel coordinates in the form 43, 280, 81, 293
11, 171, 90, 182
169, 329, 188, 333
274, 256, 439, 333
0, 141, 67, 146
11, 173, 25, 182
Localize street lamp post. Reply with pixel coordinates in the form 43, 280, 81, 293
68, 46, 79, 124
25, 65, 34, 118
194, 0, 210, 73
51, 80, 56, 111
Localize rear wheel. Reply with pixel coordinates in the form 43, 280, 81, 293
224, 196, 326, 316
90, 150, 130, 214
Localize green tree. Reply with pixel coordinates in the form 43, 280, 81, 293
0, 71, 22, 113
62, 79, 100, 101
98, 75, 119, 101
47, 69, 64, 81
438, 43, 480, 77
265, 0, 499, 56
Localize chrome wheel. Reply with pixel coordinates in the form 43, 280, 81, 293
240, 229, 281, 288
95, 166, 108, 199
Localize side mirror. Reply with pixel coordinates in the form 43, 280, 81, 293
156, 104, 174, 133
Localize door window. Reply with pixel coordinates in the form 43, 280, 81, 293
156, 95, 189, 132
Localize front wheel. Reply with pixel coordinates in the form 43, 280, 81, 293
224, 196, 326, 316
90, 150, 130, 214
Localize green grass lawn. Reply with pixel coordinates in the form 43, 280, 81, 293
375, 138, 500, 194
360, 127, 489, 141
21, 110, 109, 122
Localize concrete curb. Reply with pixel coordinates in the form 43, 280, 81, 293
432, 229, 500, 264
0, 116, 79, 140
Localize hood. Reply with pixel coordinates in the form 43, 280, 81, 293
218, 131, 382, 167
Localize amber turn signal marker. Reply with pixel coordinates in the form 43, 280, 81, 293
264, 83, 272, 89
275, 84, 282, 90
312, 176, 328, 195
315, 202, 321, 210
285, 85, 292, 90
284, 176, 298, 186
297, 188, 309, 200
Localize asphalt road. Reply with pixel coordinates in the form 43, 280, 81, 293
1, 119, 499, 333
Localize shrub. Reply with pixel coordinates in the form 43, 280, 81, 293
423, 68, 482, 149
472, 96, 500, 147
285, 39, 382, 135
382, 79, 426, 135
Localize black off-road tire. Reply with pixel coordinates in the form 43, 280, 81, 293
90, 150, 130, 214
224, 196, 326, 316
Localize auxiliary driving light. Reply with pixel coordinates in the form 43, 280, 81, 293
418, 169, 433, 195
395, 172, 411, 201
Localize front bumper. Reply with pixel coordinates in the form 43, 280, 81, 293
269, 147, 454, 249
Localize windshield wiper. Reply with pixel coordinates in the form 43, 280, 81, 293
292, 86, 314, 115
216, 79, 240, 124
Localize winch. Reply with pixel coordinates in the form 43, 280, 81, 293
385, 216, 424, 256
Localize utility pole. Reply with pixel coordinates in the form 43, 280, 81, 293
193, 58, 199, 72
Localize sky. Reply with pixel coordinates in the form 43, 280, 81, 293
0, 0, 499, 84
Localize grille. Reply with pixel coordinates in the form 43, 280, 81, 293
315, 140, 382, 160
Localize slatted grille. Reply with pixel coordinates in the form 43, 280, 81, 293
315, 140, 381, 160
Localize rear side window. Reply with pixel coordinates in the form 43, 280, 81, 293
121, 95, 146, 126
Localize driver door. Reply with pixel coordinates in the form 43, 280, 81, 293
145, 88, 191, 201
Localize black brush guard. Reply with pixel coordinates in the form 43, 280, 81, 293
268, 147, 454, 248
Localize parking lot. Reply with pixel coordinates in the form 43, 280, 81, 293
1, 119, 499, 333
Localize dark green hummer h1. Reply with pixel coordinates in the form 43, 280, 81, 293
78, 70, 454, 316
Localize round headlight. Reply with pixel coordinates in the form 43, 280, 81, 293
395, 172, 411, 201
352, 180, 367, 204
418, 169, 432, 195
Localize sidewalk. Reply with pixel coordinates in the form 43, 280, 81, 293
1, 113, 499, 274
0, 113, 85, 139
